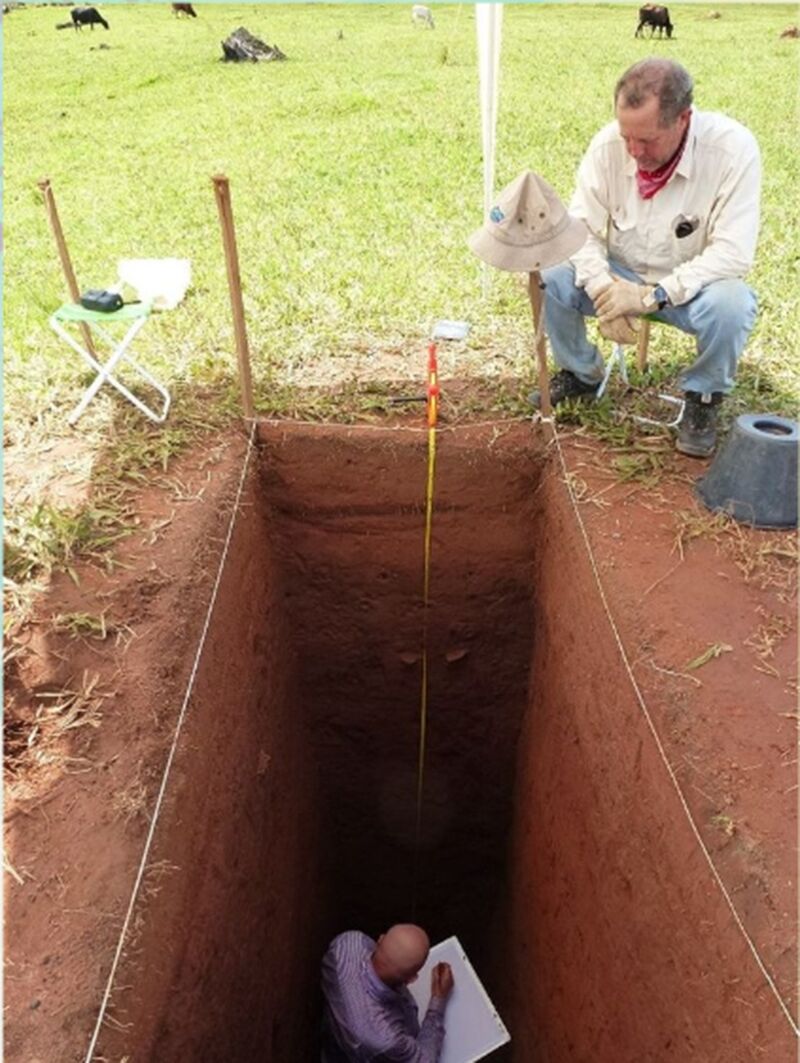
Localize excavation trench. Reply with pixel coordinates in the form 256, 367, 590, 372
96, 423, 776, 1063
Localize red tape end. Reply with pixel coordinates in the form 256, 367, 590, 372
426, 343, 439, 427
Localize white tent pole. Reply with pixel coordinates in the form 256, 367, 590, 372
476, 3, 503, 296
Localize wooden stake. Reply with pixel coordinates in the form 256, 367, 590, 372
527, 271, 551, 418
211, 174, 255, 420
37, 178, 98, 358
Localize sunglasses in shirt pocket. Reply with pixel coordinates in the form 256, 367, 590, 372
671, 213, 704, 259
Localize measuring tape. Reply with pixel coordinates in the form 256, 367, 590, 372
413, 344, 439, 908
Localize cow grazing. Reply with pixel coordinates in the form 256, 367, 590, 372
412, 5, 435, 29
172, 3, 197, 16
635, 5, 673, 39
71, 6, 109, 30
779, 24, 799, 38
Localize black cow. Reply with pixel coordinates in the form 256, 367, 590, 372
172, 3, 198, 16
635, 5, 673, 39
71, 6, 109, 30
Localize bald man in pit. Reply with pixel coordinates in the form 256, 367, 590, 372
321, 923, 454, 1061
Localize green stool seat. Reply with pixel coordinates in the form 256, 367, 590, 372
53, 299, 154, 324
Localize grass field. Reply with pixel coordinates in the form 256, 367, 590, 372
4, 1, 799, 430
3, 3, 799, 606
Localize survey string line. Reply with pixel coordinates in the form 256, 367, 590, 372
83, 420, 258, 1063
548, 418, 799, 1038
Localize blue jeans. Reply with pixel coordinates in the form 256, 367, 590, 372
541, 261, 758, 395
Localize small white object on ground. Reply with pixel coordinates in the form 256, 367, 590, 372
432, 320, 471, 340
117, 258, 191, 310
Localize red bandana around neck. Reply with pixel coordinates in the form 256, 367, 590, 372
636, 124, 690, 200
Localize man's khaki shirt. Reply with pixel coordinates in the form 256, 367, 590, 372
569, 108, 761, 306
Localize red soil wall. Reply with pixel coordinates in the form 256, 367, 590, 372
97, 475, 328, 1062
256, 424, 545, 979
502, 458, 794, 1062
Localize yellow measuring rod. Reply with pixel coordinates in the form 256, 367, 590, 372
414, 343, 440, 870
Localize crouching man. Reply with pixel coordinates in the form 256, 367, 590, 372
321, 923, 454, 1061
533, 57, 760, 457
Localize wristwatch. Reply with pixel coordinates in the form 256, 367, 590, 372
643, 284, 670, 311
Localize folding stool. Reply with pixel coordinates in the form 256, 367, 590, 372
49, 299, 170, 425
596, 318, 685, 429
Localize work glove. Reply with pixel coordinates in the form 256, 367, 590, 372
594, 277, 649, 322
598, 315, 640, 345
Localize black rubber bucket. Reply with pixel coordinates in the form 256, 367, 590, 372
696, 413, 798, 528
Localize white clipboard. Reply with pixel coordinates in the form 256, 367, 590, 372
408, 936, 510, 1063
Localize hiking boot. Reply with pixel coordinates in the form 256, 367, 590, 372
529, 369, 600, 410
676, 391, 723, 457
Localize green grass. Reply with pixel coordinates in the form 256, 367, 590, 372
3, 3, 799, 625
3, 497, 134, 584
4, 1, 799, 432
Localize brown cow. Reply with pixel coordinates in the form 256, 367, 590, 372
172, 3, 198, 16
635, 5, 673, 39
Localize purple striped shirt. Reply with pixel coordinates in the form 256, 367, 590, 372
321, 931, 447, 1062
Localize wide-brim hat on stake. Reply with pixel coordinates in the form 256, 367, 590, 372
468, 170, 587, 271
